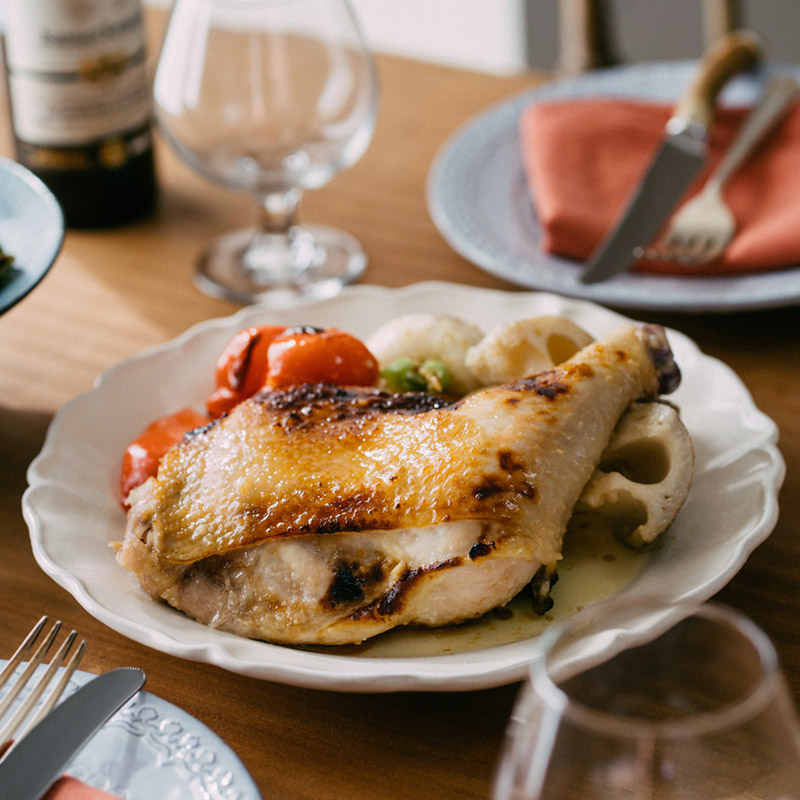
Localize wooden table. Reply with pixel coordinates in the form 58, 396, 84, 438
2, 27, 800, 800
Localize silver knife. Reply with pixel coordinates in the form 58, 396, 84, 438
580, 30, 762, 284
0, 667, 145, 800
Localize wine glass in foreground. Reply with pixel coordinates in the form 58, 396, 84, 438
493, 598, 800, 799
154, 0, 379, 305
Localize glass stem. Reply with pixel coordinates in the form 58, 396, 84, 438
258, 187, 302, 234
242, 188, 317, 284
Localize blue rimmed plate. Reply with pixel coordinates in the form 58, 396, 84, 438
0, 156, 64, 315
0, 661, 263, 799
427, 63, 800, 313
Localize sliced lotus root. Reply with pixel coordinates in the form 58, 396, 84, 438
575, 400, 694, 549
466, 315, 595, 386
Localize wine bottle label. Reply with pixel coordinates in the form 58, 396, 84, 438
14, 125, 153, 172
4, 0, 151, 147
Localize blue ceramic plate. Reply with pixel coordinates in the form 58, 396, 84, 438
0, 156, 64, 314
427, 62, 800, 313
0, 661, 263, 799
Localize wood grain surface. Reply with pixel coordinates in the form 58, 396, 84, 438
1, 11, 799, 799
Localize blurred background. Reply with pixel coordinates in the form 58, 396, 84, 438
147, 0, 799, 75
0, 0, 798, 75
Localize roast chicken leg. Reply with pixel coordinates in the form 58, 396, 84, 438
116, 323, 681, 645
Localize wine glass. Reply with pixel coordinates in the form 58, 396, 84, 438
493, 598, 800, 799
153, 0, 379, 306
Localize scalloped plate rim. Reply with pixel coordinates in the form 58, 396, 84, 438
23, 282, 785, 692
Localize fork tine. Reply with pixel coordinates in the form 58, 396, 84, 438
648, 233, 722, 265
695, 237, 729, 263
21, 638, 86, 735
0, 616, 48, 692
661, 238, 726, 265
671, 239, 710, 264
0, 631, 82, 746
0, 619, 86, 753
0, 617, 60, 719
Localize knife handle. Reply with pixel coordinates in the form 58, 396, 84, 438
670, 30, 762, 137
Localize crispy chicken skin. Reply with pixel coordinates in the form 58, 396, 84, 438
116, 323, 680, 645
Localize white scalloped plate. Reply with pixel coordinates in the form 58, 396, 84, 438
0, 661, 262, 799
23, 283, 784, 692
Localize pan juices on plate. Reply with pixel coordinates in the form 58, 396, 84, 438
116, 315, 693, 646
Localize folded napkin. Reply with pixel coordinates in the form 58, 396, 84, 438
45, 777, 120, 799
520, 97, 800, 274
0, 742, 118, 799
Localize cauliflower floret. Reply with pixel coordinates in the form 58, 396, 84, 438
466, 316, 594, 385
366, 314, 484, 395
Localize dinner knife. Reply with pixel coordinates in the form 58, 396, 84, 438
0, 667, 146, 800
580, 30, 762, 284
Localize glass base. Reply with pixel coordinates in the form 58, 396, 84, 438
194, 223, 367, 306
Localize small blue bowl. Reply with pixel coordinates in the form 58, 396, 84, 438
0, 155, 65, 315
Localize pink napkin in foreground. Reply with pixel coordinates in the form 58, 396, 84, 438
520, 97, 800, 275
45, 776, 120, 799
0, 741, 120, 798
0, 743, 119, 799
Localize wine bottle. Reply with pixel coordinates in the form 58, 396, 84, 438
2, 0, 157, 228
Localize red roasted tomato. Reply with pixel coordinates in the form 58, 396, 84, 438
205, 325, 287, 417
266, 326, 379, 388
120, 407, 210, 504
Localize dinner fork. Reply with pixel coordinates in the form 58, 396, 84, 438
651, 75, 799, 266
0, 616, 85, 756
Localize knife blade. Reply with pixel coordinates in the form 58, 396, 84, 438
0, 667, 145, 800
580, 30, 762, 284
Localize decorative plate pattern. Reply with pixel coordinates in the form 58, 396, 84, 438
23, 283, 784, 691
0, 662, 262, 799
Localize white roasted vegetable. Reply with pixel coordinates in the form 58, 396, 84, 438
575, 400, 694, 549
466, 315, 594, 385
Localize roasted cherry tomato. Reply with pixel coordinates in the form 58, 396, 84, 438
120, 407, 210, 504
206, 325, 286, 417
265, 326, 379, 388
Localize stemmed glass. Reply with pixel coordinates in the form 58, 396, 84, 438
153, 0, 379, 305
493, 598, 800, 799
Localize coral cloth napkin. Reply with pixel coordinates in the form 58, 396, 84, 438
45, 777, 120, 799
520, 97, 800, 275
0, 743, 119, 798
